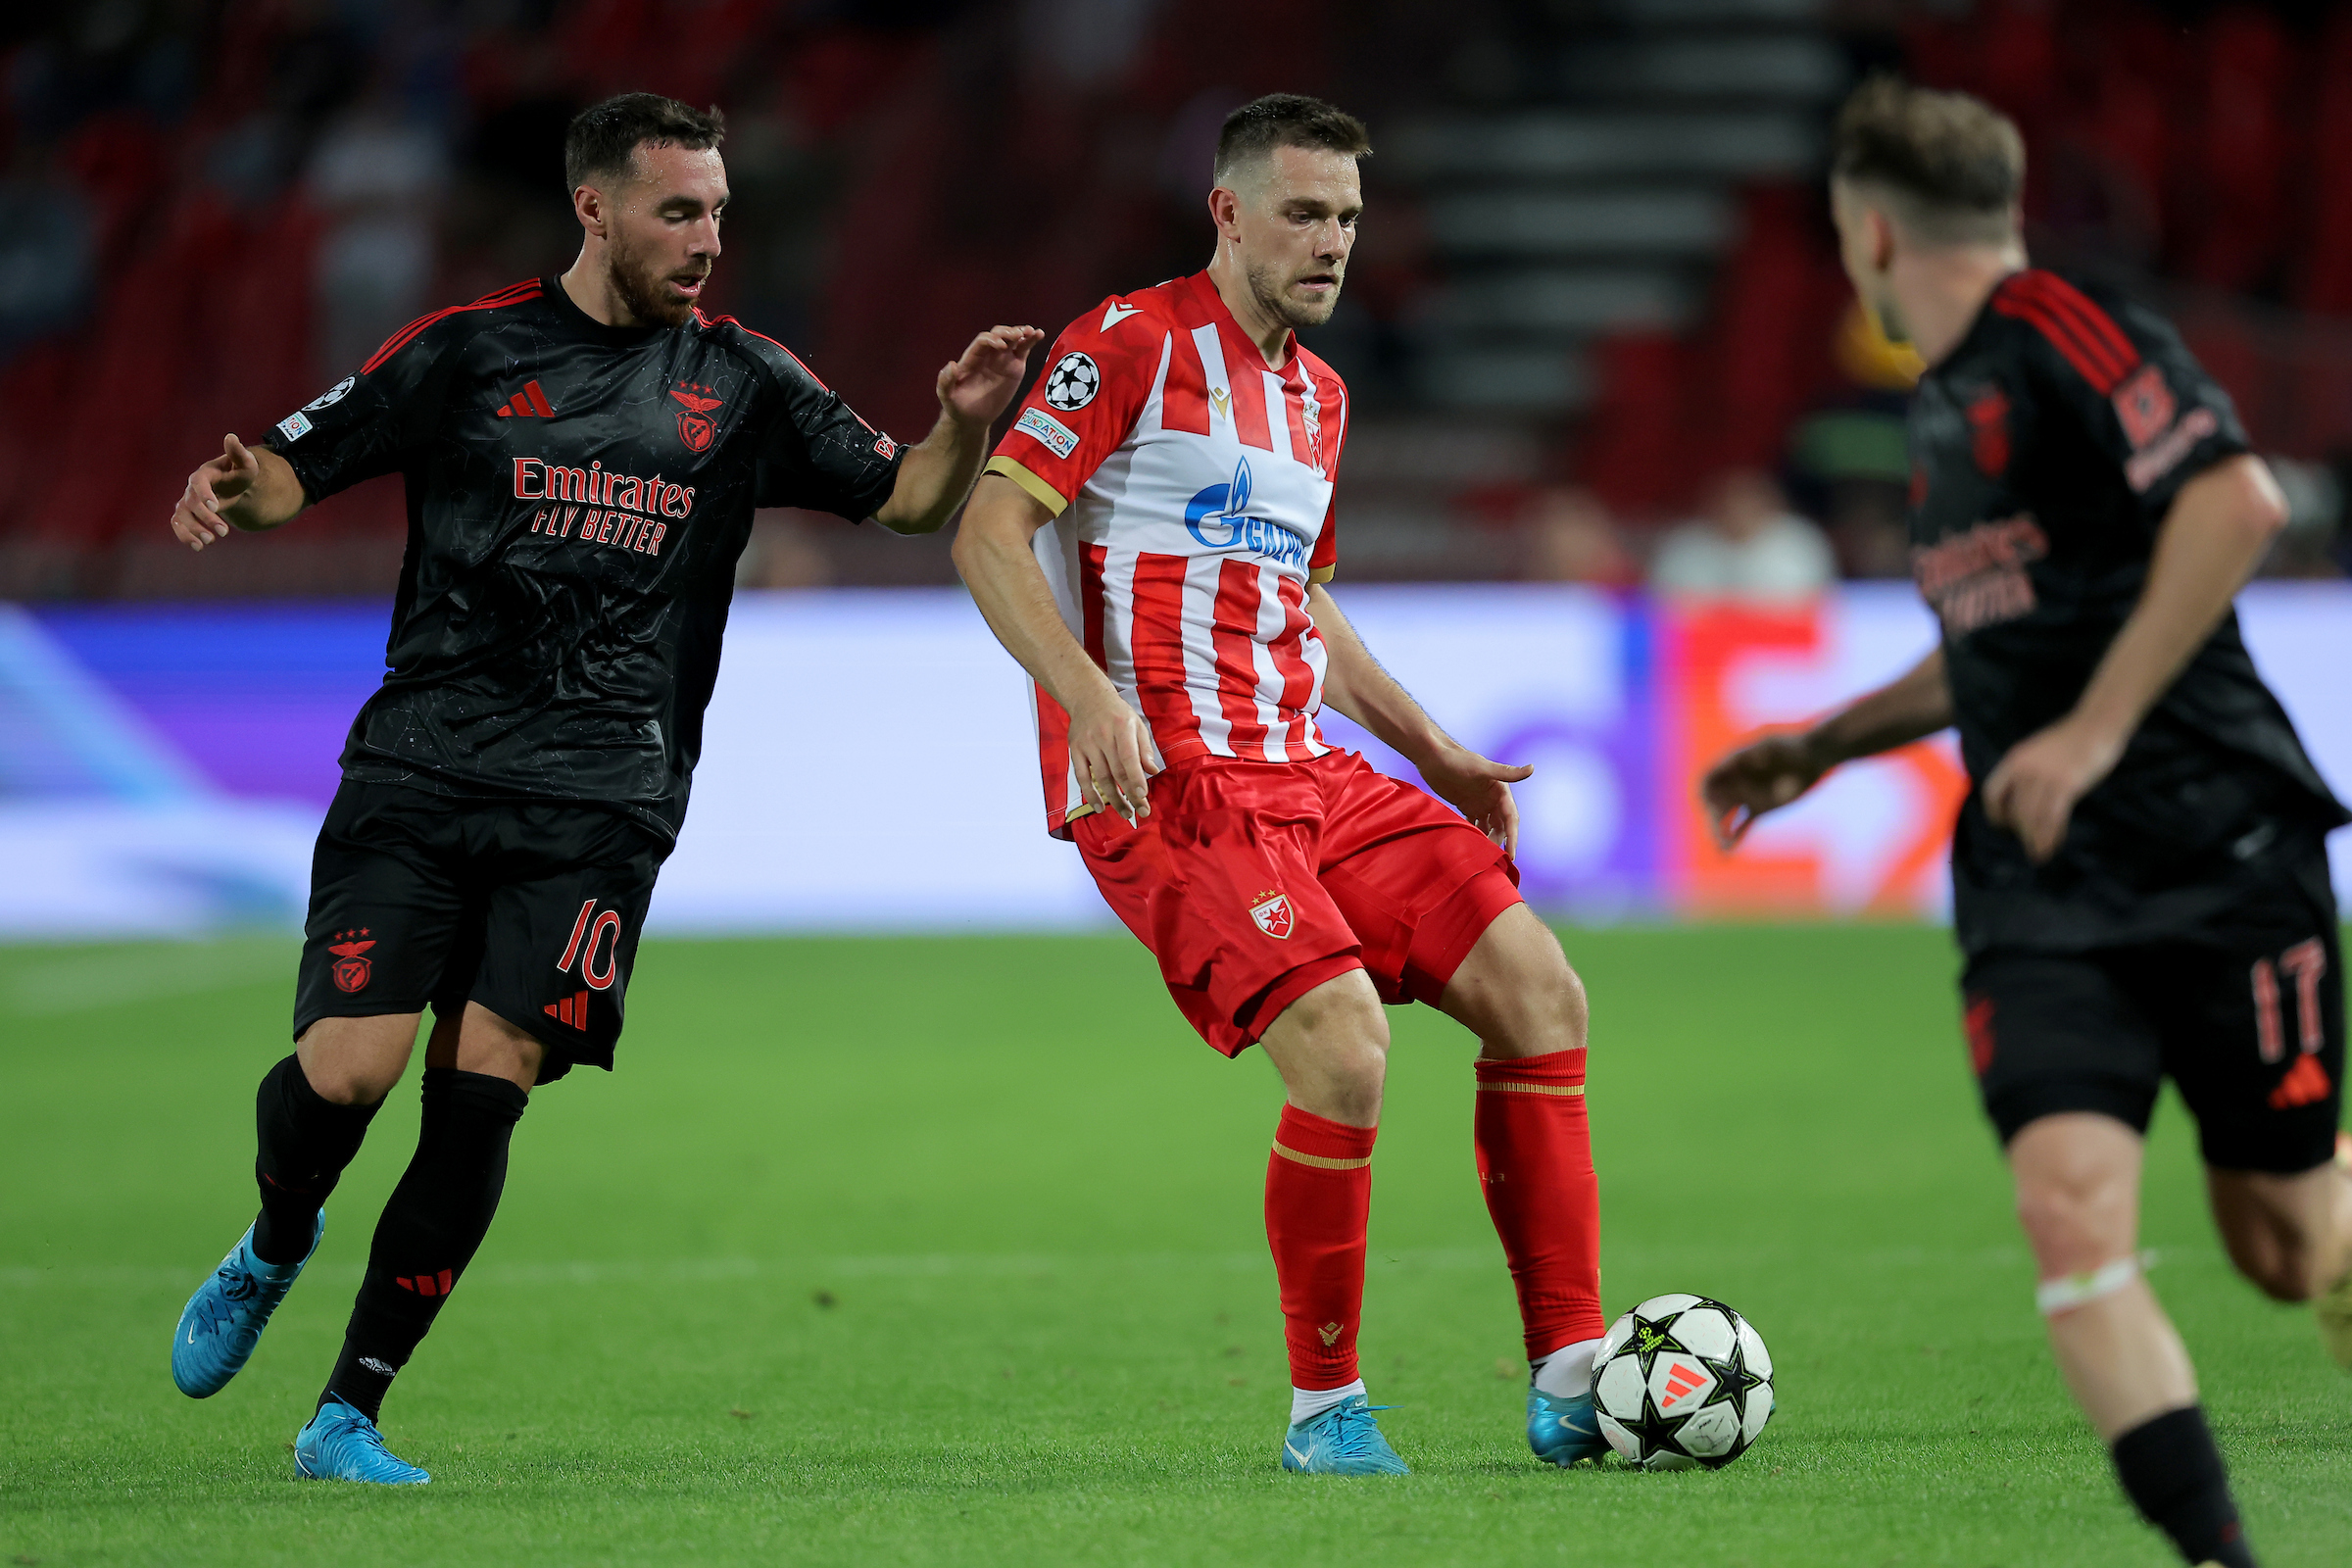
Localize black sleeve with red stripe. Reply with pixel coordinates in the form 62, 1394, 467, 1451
1990, 270, 2250, 516
710, 318, 904, 522
269, 282, 527, 504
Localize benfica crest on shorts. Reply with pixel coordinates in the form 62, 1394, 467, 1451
670, 383, 723, 452
1249, 892, 1295, 940
327, 929, 375, 993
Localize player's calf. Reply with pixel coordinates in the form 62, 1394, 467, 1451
2207, 1160, 2352, 1303
1441, 908, 1608, 1461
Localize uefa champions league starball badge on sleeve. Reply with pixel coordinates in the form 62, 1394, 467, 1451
1590, 1294, 1776, 1469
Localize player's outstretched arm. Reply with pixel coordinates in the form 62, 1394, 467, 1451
1307, 583, 1532, 855
1701, 647, 1953, 851
873, 325, 1044, 535
952, 473, 1161, 822
169, 434, 307, 552
1983, 453, 2287, 862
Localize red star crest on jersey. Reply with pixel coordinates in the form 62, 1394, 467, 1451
326, 928, 376, 993
670, 382, 724, 452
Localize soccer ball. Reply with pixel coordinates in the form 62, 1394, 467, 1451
1590, 1294, 1775, 1470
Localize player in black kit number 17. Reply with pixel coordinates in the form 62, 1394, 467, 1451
1704, 78, 2350, 1568
163, 93, 1042, 1484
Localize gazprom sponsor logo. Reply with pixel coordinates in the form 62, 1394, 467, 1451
1184, 458, 1307, 568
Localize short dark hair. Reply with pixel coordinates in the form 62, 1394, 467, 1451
1213, 94, 1371, 187
1832, 74, 2024, 245
564, 92, 726, 193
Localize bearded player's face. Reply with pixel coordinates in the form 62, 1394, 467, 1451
1228, 145, 1360, 332
600, 142, 728, 328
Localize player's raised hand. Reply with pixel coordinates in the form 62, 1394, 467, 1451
1066, 685, 1161, 825
1700, 731, 1829, 852
171, 434, 262, 551
938, 325, 1045, 428
1983, 712, 2124, 864
1419, 743, 1533, 858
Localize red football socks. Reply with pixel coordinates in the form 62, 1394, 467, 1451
1264, 1103, 1377, 1391
1474, 1048, 1604, 1359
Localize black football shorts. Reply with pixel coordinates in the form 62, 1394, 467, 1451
1960, 862, 2344, 1174
293, 780, 668, 1083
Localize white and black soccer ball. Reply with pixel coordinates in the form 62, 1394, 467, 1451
1044, 351, 1100, 411
1591, 1294, 1775, 1470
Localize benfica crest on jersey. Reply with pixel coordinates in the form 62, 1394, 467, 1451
670, 383, 723, 452
327, 929, 376, 993
1249, 892, 1295, 940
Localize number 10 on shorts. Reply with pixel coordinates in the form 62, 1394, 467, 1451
558, 899, 625, 991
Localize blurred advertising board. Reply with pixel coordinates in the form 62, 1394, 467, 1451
2, 585, 2348, 939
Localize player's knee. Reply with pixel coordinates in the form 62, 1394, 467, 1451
298, 1057, 398, 1106
294, 1021, 412, 1105
1550, 961, 1591, 1054
1283, 972, 1389, 1051
1456, 920, 1587, 1057
1490, 958, 1588, 1056
2013, 1174, 2129, 1271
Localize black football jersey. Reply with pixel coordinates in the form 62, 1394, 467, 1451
268, 276, 904, 839
1907, 269, 2345, 953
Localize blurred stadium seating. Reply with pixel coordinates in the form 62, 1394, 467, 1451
0, 0, 2346, 600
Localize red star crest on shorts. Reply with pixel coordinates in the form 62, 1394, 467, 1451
1249, 892, 1294, 940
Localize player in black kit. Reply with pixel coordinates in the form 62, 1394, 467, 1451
162, 93, 1042, 1484
1704, 78, 2351, 1568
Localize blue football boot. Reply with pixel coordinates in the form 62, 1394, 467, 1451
1528, 1385, 1610, 1466
172, 1214, 322, 1398
1279, 1394, 1410, 1475
294, 1397, 430, 1485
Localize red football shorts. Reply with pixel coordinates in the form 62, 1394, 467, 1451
1071, 749, 1525, 1056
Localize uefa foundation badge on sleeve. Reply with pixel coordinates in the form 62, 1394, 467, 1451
1249, 892, 1295, 940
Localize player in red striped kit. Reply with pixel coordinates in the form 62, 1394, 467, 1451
954, 95, 1608, 1474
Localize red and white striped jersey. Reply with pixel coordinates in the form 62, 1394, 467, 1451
985, 270, 1348, 836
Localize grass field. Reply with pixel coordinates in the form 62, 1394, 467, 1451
2, 925, 2346, 1567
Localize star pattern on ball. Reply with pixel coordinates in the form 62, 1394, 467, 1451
1620, 1384, 1696, 1464
1621, 1309, 1691, 1381
1698, 1334, 1768, 1429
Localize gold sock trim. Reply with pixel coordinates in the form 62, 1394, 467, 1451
1476, 1081, 1586, 1097
1272, 1141, 1372, 1170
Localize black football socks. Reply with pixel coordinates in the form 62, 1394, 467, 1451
2111, 1404, 2258, 1567
323, 1068, 528, 1420
252, 1053, 381, 1265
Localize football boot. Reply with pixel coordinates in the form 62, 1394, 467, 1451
294, 1397, 430, 1485
1528, 1385, 1610, 1466
1279, 1393, 1410, 1475
172, 1214, 322, 1398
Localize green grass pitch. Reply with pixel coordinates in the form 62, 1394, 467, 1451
3, 925, 2345, 1567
